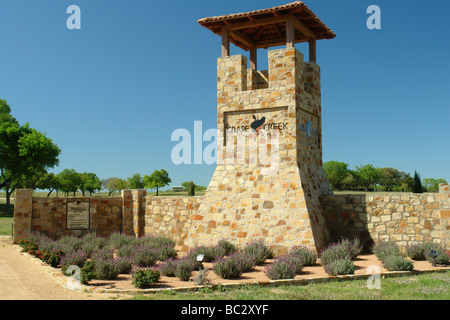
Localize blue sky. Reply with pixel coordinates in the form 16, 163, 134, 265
1, 0, 449, 188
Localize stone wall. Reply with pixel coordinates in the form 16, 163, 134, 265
13, 184, 450, 252
320, 184, 450, 250
144, 196, 203, 251
13, 190, 126, 242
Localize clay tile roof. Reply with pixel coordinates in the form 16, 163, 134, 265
198, 1, 336, 51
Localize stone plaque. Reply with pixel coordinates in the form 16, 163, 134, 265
66, 199, 90, 230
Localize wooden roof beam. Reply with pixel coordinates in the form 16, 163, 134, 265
291, 14, 315, 40
224, 15, 288, 31
230, 30, 254, 49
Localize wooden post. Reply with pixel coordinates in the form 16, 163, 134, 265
221, 27, 230, 57
286, 16, 295, 48
309, 38, 316, 63
250, 47, 257, 70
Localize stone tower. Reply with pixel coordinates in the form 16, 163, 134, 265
184, 1, 336, 252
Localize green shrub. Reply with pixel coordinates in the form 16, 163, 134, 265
289, 246, 317, 266
371, 240, 401, 261
243, 240, 273, 265
323, 257, 355, 276
80, 260, 96, 285
132, 268, 161, 288
19, 235, 39, 253
382, 255, 413, 271
42, 249, 64, 268
213, 256, 242, 279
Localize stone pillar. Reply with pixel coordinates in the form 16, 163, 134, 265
184, 48, 333, 253
13, 189, 33, 243
131, 190, 147, 237
439, 183, 450, 248
121, 190, 133, 235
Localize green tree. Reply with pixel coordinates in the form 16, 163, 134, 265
187, 181, 195, 196
413, 170, 423, 193
377, 167, 401, 191
181, 180, 196, 190
143, 169, 171, 196
323, 161, 349, 190
36, 172, 61, 197
127, 173, 144, 189
0, 99, 61, 211
397, 171, 414, 192
102, 177, 128, 196
354, 164, 381, 191
57, 169, 81, 196
80, 172, 102, 196
342, 170, 359, 191
422, 178, 447, 193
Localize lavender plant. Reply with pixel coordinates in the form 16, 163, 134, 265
243, 240, 274, 265
132, 246, 159, 267
371, 240, 401, 261
213, 256, 242, 279
382, 255, 413, 271
320, 243, 351, 266
289, 246, 318, 266
264, 256, 296, 280
94, 257, 122, 280
174, 257, 197, 281
60, 250, 88, 273
323, 257, 355, 276
158, 258, 178, 277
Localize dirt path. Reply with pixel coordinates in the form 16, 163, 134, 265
0, 236, 130, 300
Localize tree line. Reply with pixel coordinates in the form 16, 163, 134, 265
323, 161, 447, 193
33, 169, 172, 197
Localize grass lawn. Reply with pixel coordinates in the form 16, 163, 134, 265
127, 271, 450, 300
0, 200, 14, 235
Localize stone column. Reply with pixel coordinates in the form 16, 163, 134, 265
121, 190, 133, 235
439, 184, 450, 248
13, 189, 33, 243
131, 190, 147, 237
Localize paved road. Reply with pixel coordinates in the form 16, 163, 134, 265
0, 236, 127, 300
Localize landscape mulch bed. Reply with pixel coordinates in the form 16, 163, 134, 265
81, 253, 449, 292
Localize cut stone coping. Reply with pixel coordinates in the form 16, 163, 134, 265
13, 245, 450, 295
